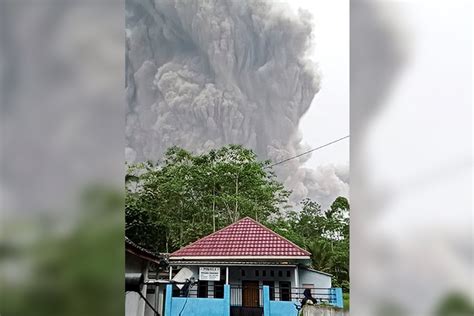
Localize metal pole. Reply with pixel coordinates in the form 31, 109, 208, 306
169, 266, 173, 281
294, 266, 299, 296
225, 266, 229, 284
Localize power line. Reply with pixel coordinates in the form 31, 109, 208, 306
268, 135, 350, 167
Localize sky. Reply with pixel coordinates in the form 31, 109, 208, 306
349, 2, 473, 312
285, 0, 350, 169
365, 1, 472, 231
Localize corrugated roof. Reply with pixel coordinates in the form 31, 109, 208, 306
170, 217, 311, 259
125, 237, 168, 264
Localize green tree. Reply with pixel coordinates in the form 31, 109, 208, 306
434, 292, 474, 316
125, 145, 350, 292
268, 197, 350, 291
126, 145, 289, 253
1, 185, 124, 316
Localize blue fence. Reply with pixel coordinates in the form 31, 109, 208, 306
263, 286, 344, 316
264, 286, 299, 316
164, 284, 230, 316
330, 288, 344, 309
164, 284, 342, 316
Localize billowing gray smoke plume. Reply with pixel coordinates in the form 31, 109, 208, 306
125, 0, 348, 207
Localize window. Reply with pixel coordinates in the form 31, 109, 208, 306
270, 270, 274, 277
241, 269, 246, 277
198, 281, 208, 298
214, 280, 225, 298
146, 286, 156, 294
279, 281, 291, 301
278, 270, 283, 277
255, 270, 259, 277
263, 281, 275, 300
286, 270, 291, 277
262, 270, 266, 277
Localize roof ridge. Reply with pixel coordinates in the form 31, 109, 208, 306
170, 216, 311, 258
169, 217, 249, 256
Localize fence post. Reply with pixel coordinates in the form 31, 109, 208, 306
164, 284, 173, 316
263, 285, 270, 316
332, 287, 343, 309
223, 284, 230, 316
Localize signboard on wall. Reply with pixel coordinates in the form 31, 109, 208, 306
199, 267, 220, 281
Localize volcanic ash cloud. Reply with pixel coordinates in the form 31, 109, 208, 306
126, 0, 348, 207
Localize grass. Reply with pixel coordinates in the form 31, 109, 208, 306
343, 293, 350, 311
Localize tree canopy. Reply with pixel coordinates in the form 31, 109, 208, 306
126, 145, 289, 253
125, 145, 349, 291
268, 197, 350, 291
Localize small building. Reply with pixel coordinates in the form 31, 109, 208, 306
168, 217, 333, 315
126, 237, 168, 316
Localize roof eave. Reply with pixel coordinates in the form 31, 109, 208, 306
125, 237, 167, 264
169, 255, 311, 261
300, 266, 334, 277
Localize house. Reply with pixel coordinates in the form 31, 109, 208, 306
126, 237, 168, 316
168, 217, 335, 315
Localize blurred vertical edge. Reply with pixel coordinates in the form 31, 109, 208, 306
0, 1, 125, 316
1, 1, 472, 316
351, 1, 473, 316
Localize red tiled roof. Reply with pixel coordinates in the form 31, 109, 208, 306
170, 217, 311, 259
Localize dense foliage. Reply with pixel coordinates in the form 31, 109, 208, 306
126, 145, 349, 291
268, 197, 349, 291
126, 145, 289, 253
1, 186, 124, 316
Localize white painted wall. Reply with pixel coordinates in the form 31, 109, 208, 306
228, 266, 298, 304
144, 286, 159, 316
173, 265, 333, 304
227, 266, 296, 285
299, 269, 332, 288
298, 269, 333, 303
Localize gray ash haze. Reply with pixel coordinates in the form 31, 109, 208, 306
125, 0, 349, 208
1, 1, 124, 213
